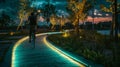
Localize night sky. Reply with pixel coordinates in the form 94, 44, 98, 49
0, 0, 119, 23
32, 0, 120, 9
32, 0, 120, 23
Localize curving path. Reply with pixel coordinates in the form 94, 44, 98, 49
11, 33, 85, 67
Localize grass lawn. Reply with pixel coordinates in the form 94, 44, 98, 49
47, 29, 120, 67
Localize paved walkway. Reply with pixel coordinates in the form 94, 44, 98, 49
11, 34, 85, 67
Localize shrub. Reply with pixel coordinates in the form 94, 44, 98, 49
47, 30, 117, 65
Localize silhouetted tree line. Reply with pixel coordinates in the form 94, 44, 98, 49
0, 12, 10, 27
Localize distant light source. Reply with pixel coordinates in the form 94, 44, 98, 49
98, 13, 102, 16
80, 36, 82, 39
94, 13, 97, 15
63, 30, 70, 37
63, 33, 68, 37
106, 14, 109, 16
10, 32, 14, 36
38, 10, 41, 13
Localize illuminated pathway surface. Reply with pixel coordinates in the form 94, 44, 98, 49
12, 34, 85, 67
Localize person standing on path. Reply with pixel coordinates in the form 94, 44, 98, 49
28, 11, 38, 42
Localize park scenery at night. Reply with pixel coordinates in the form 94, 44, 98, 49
0, 0, 120, 67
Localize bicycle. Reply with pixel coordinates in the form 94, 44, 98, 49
30, 25, 36, 48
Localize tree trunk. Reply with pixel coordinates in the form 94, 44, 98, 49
114, 0, 118, 42
51, 25, 54, 31
75, 16, 79, 36
60, 17, 62, 31
110, 13, 114, 39
112, 0, 118, 66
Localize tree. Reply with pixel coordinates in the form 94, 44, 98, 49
101, 1, 120, 65
0, 11, 11, 27
67, 0, 92, 36
42, 2, 56, 23
56, 10, 66, 31
17, 0, 33, 30
50, 14, 57, 30
60, 15, 66, 31
101, 0, 120, 42
0, 0, 21, 27
90, 0, 99, 30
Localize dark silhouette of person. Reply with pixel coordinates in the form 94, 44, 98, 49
28, 12, 37, 42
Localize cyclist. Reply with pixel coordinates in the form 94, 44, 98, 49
28, 12, 38, 43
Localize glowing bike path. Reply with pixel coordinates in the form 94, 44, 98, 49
11, 32, 102, 67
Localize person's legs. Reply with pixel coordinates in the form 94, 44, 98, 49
33, 25, 36, 39
31, 25, 36, 39
29, 25, 32, 42
29, 25, 36, 43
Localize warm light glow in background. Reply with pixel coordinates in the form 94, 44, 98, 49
87, 16, 112, 24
